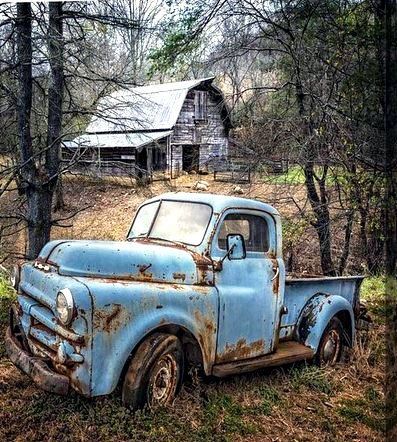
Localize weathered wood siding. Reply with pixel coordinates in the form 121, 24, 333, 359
62, 139, 168, 174
169, 145, 183, 175
169, 88, 228, 172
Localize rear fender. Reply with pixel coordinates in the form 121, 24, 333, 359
297, 293, 355, 352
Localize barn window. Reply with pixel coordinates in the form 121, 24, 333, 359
194, 90, 207, 121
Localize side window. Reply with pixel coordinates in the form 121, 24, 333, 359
218, 213, 269, 252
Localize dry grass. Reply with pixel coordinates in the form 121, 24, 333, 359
0, 330, 385, 441
0, 173, 386, 441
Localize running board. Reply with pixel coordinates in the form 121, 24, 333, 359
212, 341, 314, 377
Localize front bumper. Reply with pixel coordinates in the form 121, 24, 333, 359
5, 325, 69, 395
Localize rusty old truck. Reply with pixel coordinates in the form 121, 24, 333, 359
6, 192, 364, 409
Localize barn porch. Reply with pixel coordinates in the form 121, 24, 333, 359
62, 131, 172, 179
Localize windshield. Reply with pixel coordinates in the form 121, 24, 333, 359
128, 200, 213, 246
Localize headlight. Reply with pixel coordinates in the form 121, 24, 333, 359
10, 265, 20, 290
56, 288, 74, 325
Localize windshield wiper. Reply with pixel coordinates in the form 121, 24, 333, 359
150, 237, 184, 245
127, 233, 147, 241
140, 236, 186, 247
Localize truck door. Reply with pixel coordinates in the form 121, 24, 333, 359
211, 209, 280, 364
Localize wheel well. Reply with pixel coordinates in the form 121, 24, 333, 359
156, 324, 204, 369
335, 310, 353, 347
119, 325, 204, 387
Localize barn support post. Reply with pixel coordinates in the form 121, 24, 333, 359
166, 135, 171, 176
98, 146, 101, 175
170, 143, 174, 179
146, 147, 152, 182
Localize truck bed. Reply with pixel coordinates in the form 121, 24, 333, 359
280, 275, 364, 341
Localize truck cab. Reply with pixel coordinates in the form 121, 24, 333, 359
5, 193, 363, 409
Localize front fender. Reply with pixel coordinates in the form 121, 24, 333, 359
93, 307, 215, 396
297, 293, 355, 352
84, 280, 218, 397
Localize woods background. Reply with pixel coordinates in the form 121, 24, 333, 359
0, 1, 396, 440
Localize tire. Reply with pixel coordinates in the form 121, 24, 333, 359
315, 316, 344, 366
122, 333, 184, 410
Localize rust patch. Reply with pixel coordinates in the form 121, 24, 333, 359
191, 251, 214, 286
134, 239, 214, 286
272, 274, 280, 295
267, 250, 277, 260
134, 263, 154, 281
54, 362, 86, 394
93, 304, 129, 333
139, 263, 152, 273
135, 271, 153, 281
171, 284, 183, 290
194, 310, 217, 367
216, 338, 264, 364
193, 285, 211, 294
271, 259, 280, 295
172, 272, 186, 281
190, 251, 212, 267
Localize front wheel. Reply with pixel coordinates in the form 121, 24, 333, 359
122, 333, 184, 410
315, 316, 343, 366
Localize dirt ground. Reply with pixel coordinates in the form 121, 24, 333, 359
0, 173, 386, 441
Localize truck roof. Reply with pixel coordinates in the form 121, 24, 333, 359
144, 192, 280, 215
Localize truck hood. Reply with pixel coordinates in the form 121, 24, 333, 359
38, 239, 213, 286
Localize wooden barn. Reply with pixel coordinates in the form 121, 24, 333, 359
62, 77, 231, 178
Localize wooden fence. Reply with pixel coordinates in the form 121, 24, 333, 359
213, 163, 251, 183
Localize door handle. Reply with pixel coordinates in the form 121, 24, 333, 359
271, 267, 279, 281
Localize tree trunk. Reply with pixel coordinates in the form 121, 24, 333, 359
54, 174, 65, 212
303, 163, 336, 276
380, 2, 397, 440
16, 3, 37, 259
16, 2, 64, 259
295, 77, 335, 276
46, 2, 64, 185
47, 2, 64, 213
285, 249, 294, 273
338, 209, 354, 275
384, 0, 397, 276
26, 188, 53, 258
16, 3, 33, 166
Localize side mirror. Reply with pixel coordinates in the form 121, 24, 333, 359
226, 234, 246, 260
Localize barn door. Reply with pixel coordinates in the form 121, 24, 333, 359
182, 145, 199, 172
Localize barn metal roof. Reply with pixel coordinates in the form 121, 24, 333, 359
63, 131, 172, 151
85, 77, 216, 134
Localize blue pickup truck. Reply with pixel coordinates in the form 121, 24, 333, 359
6, 192, 364, 409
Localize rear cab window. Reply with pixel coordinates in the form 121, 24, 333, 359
213, 210, 276, 257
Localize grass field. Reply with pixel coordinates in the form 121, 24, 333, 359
262, 165, 307, 185
262, 165, 350, 187
0, 175, 386, 441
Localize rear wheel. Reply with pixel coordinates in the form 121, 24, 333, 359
122, 333, 184, 410
315, 317, 343, 366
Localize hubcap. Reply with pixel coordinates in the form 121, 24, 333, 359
148, 354, 178, 407
322, 329, 340, 363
